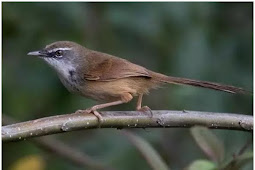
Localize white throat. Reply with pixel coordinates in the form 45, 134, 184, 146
43, 58, 75, 79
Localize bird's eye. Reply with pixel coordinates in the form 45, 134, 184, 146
55, 50, 63, 57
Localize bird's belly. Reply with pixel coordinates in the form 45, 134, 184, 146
79, 77, 159, 102
58, 76, 116, 101
59, 76, 159, 102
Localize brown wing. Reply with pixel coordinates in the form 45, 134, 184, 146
83, 52, 151, 81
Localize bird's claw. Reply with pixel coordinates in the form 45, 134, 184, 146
74, 108, 103, 127
137, 106, 153, 118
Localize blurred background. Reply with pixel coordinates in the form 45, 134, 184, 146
2, 2, 253, 170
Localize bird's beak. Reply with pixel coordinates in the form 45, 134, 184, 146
27, 51, 41, 56
27, 50, 47, 57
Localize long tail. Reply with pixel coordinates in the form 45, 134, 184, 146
151, 72, 250, 94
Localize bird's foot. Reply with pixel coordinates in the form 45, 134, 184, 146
137, 106, 153, 118
75, 108, 103, 127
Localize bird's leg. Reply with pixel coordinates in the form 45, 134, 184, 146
136, 94, 153, 117
76, 100, 125, 125
136, 94, 143, 110
75, 93, 133, 125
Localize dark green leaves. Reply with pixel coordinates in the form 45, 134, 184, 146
189, 126, 253, 170
186, 160, 216, 170
191, 126, 224, 163
123, 131, 170, 170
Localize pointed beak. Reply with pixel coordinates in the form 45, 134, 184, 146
27, 51, 41, 56
27, 50, 47, 57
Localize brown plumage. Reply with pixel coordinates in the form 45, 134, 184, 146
28, 41, 250, 122
150, 72, 249, 94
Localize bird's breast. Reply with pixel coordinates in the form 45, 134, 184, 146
58, 70, 83, 94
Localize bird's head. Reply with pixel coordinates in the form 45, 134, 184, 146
28, 41, 86, 79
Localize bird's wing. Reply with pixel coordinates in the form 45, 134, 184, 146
83, 52, 151, 81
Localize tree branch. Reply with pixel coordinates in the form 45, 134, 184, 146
2, 110, 253, 142
2, 115, 115, 170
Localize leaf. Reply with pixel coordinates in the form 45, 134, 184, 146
222, 151, 253, 170
234, 151, 253, 168
186, 159, 217, 170
123, 131, 170, 170
9, 155, 45, 170
190, 126, 224, 163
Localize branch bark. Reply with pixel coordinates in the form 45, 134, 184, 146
2, 115, 115, 170
2, 110, 253, 142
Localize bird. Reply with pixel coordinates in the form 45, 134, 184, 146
27, 41, 249, 122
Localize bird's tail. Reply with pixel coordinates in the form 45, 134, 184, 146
151, 72, 250, 94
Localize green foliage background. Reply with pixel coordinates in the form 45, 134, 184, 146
3, 2, 253, 170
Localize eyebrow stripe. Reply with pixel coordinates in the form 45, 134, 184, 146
49, 47, 72, 53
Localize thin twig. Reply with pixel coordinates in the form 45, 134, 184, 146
33, 136, 114, 170
236, 140, 252, 157
2, 110, 253, 142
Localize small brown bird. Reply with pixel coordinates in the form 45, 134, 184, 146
28, 41, 248, 121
